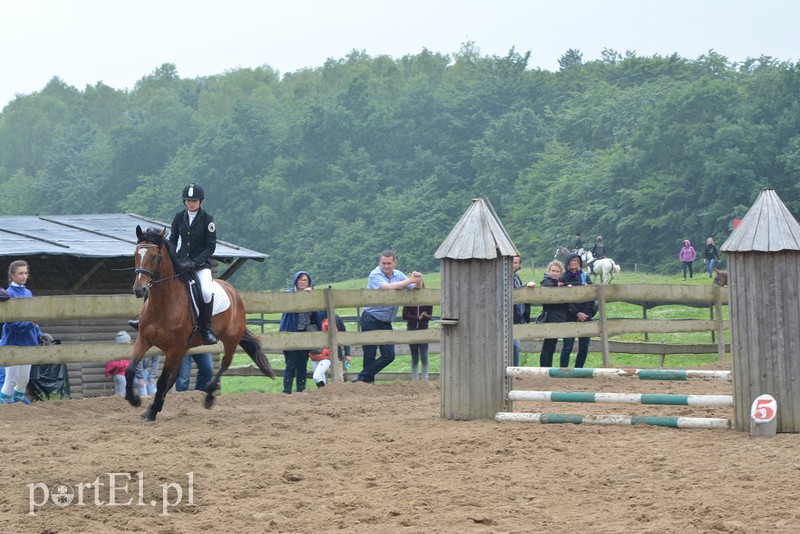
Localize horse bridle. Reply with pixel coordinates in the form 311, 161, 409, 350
134, 243, 162, 287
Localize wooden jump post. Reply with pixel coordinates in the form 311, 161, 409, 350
723, 189, 800, 433
437, 198, 517, 420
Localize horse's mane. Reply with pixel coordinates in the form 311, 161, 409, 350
138, 227, 190, 274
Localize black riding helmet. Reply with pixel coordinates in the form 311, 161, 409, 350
182, 183, 204, 201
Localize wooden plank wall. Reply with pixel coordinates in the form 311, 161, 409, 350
440, 258, 510, 420
730, 252, 800, 432
35, 319, 202, 399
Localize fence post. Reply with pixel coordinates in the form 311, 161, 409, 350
713, 285, 726, 363
324, 288, 342, 382
597, 285, 610, 366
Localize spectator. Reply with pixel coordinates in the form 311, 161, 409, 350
105, 331, 131, 396
537, 260, 567, 367
318, 312, 352, 383
352, 250, 422, 383
703, 237, 721, 278
136, 354, 160, 396
512, 255, 535, 366
279, 271, 322, 394
559, 253, 595, 368
679, 239, 697, 280
175, 353, 214, 392
402, 302, 434, 381
0, 260, 42, 405
0, 287, 7, 388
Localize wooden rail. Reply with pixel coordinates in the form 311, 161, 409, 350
0, 284, 729, 372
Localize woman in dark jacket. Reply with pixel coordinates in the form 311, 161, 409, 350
169, 183, 218, 344
538, 261, 567, 367
703, 237, 721, 278
560, 253, 595, 368
279, 271, 323, 394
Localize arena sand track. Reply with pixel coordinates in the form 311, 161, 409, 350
1, 371, 799, 533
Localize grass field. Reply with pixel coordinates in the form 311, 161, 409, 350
221, 268, 727, 395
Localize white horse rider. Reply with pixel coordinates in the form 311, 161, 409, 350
581, 250, 621, 284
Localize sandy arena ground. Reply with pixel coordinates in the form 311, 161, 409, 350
1, 370, 799, 533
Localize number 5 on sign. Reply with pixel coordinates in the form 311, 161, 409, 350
750, 394, 777, 437
751, 394, 777, 422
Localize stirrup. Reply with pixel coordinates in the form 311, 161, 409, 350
202, 328, 218, 345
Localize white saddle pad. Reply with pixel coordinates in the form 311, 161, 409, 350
189, 280, 231, 316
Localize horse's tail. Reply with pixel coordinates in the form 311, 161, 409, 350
239, 329, 275, 378
613, 262, 621, 275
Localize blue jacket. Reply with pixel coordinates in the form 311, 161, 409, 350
278, 271, 323, 333
0, 283, 42, 347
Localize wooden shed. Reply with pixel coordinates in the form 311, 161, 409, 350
0, 213, 268, 398
435, 198, 519, 420
721, 189, 800, 432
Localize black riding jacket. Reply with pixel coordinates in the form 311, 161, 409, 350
169, 207, 216, 269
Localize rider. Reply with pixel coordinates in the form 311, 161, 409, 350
572, 234, 583, 252
129, 184, 219, 345
589, 235, 605, 271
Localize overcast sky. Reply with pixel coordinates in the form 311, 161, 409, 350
2, 0, 798, 110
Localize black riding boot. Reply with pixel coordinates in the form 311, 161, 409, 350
200, 297, 218, 345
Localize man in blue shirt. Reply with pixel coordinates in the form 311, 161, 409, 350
352, 250, 423, 383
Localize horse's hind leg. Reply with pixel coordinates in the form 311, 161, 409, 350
204, 346, 235, 409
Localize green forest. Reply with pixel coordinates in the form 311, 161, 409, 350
1, 44, 798, 290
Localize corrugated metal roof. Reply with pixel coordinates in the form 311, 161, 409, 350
721, 189, 800, 252
0, 213, 268, 260
435, 198, 518, 260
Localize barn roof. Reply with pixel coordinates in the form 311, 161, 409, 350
435, 198, 518, 260
721, 189, 800, 253
0, 213, 268, 295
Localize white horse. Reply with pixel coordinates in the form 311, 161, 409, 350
580, 250, 621, 284
554, 245, 584, 260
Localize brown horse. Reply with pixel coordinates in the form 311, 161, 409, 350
126, 226, 274, 421
713, 267, 729, 287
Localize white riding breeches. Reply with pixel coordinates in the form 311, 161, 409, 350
312, 360, 331, 385
1, 364, 32, 395
196, 268, 213, 303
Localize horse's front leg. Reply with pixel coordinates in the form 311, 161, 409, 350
142, 352, 182, 422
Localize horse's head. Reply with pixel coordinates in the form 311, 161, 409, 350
133, 225, 171, 298
713, 268, 728, 287
554, 245, 572, 259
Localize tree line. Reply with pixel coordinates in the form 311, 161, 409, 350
1, 44, 798, 289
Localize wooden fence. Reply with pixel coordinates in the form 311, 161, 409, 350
0, 284, 729, 381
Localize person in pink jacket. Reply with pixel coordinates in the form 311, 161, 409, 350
679, 239, 697, 280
